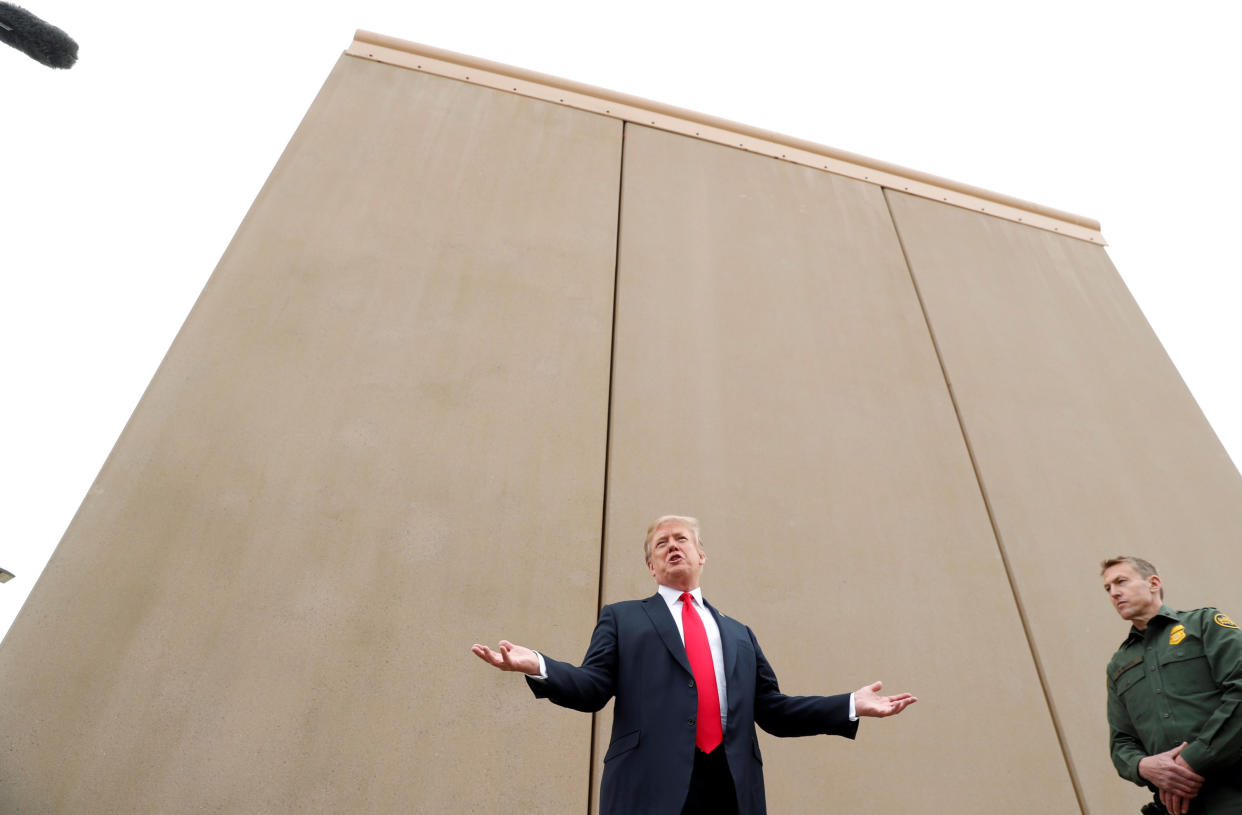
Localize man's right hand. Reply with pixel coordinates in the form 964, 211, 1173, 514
1138, 742, 1203, 812
471, 640, 540, 675
1160, 790, 1189, 815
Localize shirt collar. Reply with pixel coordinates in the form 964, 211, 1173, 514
1124, 604, 1180, 643
658, 584, 703, 609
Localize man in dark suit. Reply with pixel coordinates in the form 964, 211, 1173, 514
472, 514, 916, 815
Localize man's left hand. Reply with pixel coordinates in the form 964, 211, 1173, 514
854, 681, 917, 717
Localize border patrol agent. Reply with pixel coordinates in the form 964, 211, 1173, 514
1103, 556, 1242, 814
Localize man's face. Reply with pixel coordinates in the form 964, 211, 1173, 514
647, 521, 706, 591
1102, 563, 1162, 624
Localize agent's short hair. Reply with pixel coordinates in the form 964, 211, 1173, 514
643, 515, 702, 565
1101, 556, 1163, 599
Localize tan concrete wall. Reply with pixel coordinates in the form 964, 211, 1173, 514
3, 43, 1239, 815
0, 55, 621, 814
886, 189, 1242, 814
591, 123, 1078, 813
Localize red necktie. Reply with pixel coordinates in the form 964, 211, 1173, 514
680, 592, 722, 753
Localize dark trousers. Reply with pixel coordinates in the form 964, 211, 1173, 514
680, 745, 738, 815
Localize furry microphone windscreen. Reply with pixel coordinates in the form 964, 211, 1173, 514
0, 1, 78, 69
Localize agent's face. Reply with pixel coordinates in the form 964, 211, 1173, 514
1102, 563, 1162, 624
647, 521, 706, 592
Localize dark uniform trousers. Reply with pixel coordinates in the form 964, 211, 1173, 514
681, 746, 739, 815
1157, 785, 1242, 815
1187, 780, 1242, 815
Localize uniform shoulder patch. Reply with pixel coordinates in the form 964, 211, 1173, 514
1170, 624, 1187, 645
1214, 613, 1239, 629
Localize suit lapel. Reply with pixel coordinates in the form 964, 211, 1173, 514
704, 600, 738, 685
642, 593, 692, 676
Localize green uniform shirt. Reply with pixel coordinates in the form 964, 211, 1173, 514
1106, 605, 1242, 800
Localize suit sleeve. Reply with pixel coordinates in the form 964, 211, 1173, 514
525, 604, 619, 713
750, 627, 859, 739
1179, 610, 1242, 775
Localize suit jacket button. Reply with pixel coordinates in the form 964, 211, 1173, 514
688, 679, 695, 688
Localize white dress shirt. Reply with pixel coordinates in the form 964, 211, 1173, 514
657, 584, 728, 731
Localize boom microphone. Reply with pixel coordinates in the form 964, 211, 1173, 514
0, 2, 78, 69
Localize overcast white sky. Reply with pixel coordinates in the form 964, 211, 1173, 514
3, 1, 1239, 639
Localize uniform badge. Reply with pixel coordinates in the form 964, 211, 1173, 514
1215, 614, 1239, 629
1169, 625, 1186, 645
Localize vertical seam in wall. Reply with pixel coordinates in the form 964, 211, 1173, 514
881, 188, 1090, 815
588, 118, 628, 815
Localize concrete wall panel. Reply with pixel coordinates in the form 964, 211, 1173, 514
591, 124, 1080, 813
887, 189, 1242, 813
0, 55, 621, 814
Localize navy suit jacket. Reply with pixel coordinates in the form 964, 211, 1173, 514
527, 593, 858, 815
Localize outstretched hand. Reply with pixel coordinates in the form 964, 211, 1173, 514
471, 640, 541, 676
853, 681, 917, 718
